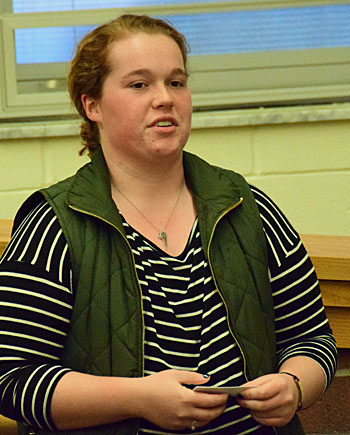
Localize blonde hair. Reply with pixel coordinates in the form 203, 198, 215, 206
68, 14, 189, 156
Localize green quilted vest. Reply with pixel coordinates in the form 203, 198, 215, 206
16, 149, 303, 435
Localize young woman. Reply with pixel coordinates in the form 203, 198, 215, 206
0, 14, 337, 435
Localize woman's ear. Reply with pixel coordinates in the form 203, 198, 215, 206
81, 94, 100, 122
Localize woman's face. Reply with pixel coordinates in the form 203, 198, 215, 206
83, 32, 192, 165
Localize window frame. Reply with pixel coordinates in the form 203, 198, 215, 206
1, 0, 350, 120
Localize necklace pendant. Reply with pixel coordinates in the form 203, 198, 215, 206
158, 231, 167, 248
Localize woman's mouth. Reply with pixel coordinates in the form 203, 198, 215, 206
156, 121, 173, 127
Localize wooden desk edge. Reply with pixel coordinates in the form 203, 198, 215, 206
300, 234, 350, 259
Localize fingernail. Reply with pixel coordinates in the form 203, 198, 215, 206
202, 374, 210, 378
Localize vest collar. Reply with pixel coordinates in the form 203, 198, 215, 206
182, 151, 244, 252
66, 147, 123, 229
66, 147, 244, 234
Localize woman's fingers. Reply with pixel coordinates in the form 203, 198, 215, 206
138, 370, 228, 430
237, 373, 299, 427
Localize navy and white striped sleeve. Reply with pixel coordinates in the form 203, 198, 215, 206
251, 185, 338, 387
0, 201, 73, 431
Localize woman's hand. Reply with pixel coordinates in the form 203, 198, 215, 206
237, 373, 299, 427
137, 370, 228, 430
51, 369, 227, 431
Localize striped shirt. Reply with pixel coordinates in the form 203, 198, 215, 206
0, 186, 337, 434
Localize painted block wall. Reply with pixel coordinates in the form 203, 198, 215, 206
0, 119, 349, 236
187, 120, 350, 237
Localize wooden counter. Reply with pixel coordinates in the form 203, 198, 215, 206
0, 219, 12, 257
301, 234, 350, 349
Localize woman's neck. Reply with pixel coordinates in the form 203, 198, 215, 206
106, 150, 186, 200
106, 150, 195, 256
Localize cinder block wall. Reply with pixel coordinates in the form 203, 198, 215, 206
187, 120, 350, 237
0, 135, 88, 216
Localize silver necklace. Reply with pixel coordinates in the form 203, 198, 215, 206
114, 182, 184, 249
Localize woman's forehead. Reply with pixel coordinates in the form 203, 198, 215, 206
107, 33, 185, 71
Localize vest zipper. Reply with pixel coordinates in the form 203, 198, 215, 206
68, 205, 145, 378
205, 197, 250, 382
207, 199, 278, 434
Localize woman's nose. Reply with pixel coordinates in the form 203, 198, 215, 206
152, 84, 174, 108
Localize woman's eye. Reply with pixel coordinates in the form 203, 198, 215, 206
131, 82, 147, 89
170, 80, 184, 88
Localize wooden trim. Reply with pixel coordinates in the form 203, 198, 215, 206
300, 234, 350, 281
0, 219, 12, 257
0, 414, 17, 434
320, 280, 350, 308
301, 234, 350, 348
324, 306, 350, 349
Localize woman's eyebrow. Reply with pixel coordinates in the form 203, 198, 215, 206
121, 68, 152, 79
170, 68, 188, 78
121, 68, 188, 80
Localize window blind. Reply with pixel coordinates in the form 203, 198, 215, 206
1, 1, 349, 119
12, 0, 225, 13
14, 5, 350, 63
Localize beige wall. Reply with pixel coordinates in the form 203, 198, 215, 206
187, 120, 350, 236
0, 118, 349, 236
